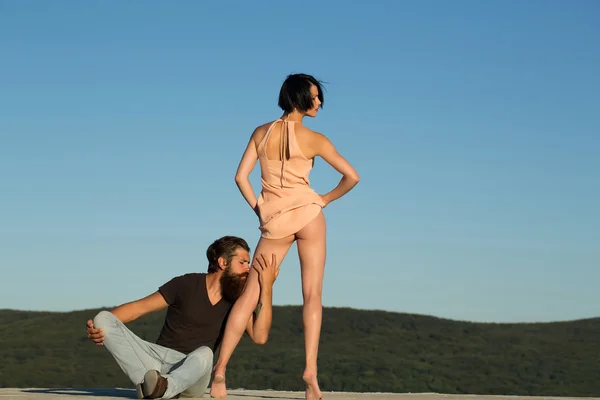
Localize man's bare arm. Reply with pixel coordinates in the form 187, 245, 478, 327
86, 291, 168, 345
111, 291, 169, 323
245, 253, 278, 344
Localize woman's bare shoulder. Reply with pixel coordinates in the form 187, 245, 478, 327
296, 124, 329, 145
250, 120, 278, 143
296, 123, 327, 138
295, 124, 332, 158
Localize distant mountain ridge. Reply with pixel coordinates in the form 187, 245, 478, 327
1, 307, 598, 396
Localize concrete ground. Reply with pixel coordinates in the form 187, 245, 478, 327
1, 389, 598, 400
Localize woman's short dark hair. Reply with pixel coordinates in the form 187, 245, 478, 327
206, 236, 250, 273
278, 73, 325, 113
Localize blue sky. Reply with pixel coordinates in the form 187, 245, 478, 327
1, 1, 598, 323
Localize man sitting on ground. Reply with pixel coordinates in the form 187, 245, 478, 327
85, 235, 279, 399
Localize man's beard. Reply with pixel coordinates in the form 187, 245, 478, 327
220, 267, 249, 303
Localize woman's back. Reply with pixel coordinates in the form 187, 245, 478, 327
253, 118, 325, 239
258, 119, 317, 161
255, 119, 319, 191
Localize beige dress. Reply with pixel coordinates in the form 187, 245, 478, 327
255, 119, 325, 239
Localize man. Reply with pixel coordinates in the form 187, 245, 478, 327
86, 235, 279, 399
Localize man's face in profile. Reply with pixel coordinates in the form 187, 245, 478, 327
220, 248, 250, 302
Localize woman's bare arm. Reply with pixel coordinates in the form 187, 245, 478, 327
234, 129, 260, 214
313, 133, 360, 205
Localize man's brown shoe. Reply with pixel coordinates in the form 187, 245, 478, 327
141, 370, 168, 399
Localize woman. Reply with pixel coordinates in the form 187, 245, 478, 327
210, 73, 359, 400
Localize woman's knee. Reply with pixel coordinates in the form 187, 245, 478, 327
302, 282, 323, 304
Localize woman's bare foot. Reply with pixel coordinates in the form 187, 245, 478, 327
302, 369, 323, 400
210, 372, 227, 398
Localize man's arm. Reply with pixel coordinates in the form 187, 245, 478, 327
245, 253, 279, 344
110, 291, 169, 323
86, 291, 168, 345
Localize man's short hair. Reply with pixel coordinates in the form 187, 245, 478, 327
206, 236, 250, 273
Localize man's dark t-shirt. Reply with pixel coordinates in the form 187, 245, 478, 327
155, 272, 233, 354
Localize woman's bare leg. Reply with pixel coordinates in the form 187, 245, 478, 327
209, 234, 295, 398
296, 211, 327, 400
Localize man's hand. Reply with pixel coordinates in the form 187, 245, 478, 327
253, 252, 279, 289
86, 319, 105, 346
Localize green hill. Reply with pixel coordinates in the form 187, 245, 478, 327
0, 307, 598, 396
